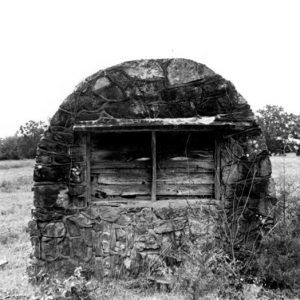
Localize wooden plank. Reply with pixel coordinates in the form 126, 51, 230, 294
83, 133, 91, 203
156, 184, 214, 196
91, 161, 151, 169
92, 183, 213, 197
157, 159, 214, 170
214, 138, 221, 200
91, 150, 151, 162
94, 171, 214, 185
151, 131, 157, 202
156, 172, 214, 184
92, 183, 151, 196
92, 169, 151, 176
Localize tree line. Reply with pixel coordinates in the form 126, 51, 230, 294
0, 120, 47, 160
0, 105, 299, 160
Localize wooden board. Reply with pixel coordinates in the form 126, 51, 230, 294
94, 171, 213, 185
157, 159, 214, 170
92, 183, 213, 197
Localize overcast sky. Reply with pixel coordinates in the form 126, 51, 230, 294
0, 0, 299, 137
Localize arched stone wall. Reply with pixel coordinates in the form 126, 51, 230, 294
28, 59, 275, 278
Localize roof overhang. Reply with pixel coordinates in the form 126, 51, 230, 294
73, 117, 258, 133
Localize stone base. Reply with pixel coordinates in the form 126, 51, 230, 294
29, 199, 219, 279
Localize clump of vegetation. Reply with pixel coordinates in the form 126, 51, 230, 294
256, 105, 300, 155
0, 120, 47, 160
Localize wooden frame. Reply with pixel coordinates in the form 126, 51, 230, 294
83, 129, 222, 202
151, 132, 157, 202
214, 138, 221, 200
83, 132, 91, 203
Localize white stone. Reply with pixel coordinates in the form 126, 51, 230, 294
93, 77, 110, 91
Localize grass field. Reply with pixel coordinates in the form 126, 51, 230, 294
0, 155, 299, 299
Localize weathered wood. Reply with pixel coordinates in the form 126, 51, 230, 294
83, 133, 91, 203
156, 184, 213, 196
92, 183, 213, 197
94, 169, 151, 184
91, 150, 151, 162
94, 171, 214, 185
214, 139, 221, 200
92, 183, 151, 196
156, 173, 214, 184
157, 159, 214, 170
73, 117, 254, 132
91, 161, 151, 170
151, 131, 157, 202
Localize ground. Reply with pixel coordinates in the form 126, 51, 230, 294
0, 154, 299, 299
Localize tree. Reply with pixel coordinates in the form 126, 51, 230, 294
256, 105, 300, 154
17, 120, 47, 159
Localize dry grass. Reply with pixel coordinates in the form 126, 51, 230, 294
0, 159, 37, 298
271, 153, 300, 197
0, 156, 299, 299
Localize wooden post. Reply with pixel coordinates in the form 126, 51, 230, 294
151, 131, 157, 202
84, 132, 91, 203
214, 138, 221, 200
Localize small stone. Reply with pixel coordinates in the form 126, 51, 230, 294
68, 214, 93, 228
94, 257, 104, 279
0, 260, 8, 268
116, 214, 131, 226
93, 77, 110, 91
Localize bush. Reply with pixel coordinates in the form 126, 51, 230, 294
255, 203, 300, 292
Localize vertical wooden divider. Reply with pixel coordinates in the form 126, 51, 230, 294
151, 131, 157, 202
214, 138, 221, 200
84, 132, 91, 204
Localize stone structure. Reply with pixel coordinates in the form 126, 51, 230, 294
29, 59, 275, 278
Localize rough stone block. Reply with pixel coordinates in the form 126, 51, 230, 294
41, 237, 59, 261
65, 218, 81, 237
154, 218, 187, 234
34, 164, 69, 182
94, 257, 104, 279
42, 222, 66, 238
33, 184, 67, 208
68, 214, 94, 228
98, 206, 124, 222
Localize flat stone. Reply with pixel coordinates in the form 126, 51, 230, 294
94, 257, 104, 279
222, 164, 241, 184
71, 237, 92, 262
81, 228, 93, 246
41, 237, 59, 261
28, 220, 39, 237
259, 156, 272, 177
122, 60, 164, 80
167, 59, 214, 86
68, 214, 94, 228
154, 218, 187, 234
65, 218, 81, 237
98, 206, 124, 222
43, 222, 66, 238
93, 77, 110, 91
116, 214, 131, 226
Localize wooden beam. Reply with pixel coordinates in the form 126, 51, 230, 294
214, 138, 221, 200
83, 132, 91, 203
151, 131, 157, 202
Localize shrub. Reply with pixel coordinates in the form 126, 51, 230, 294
255, 203, 300, 293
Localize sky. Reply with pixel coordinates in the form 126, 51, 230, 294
0, 0, 299, 137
